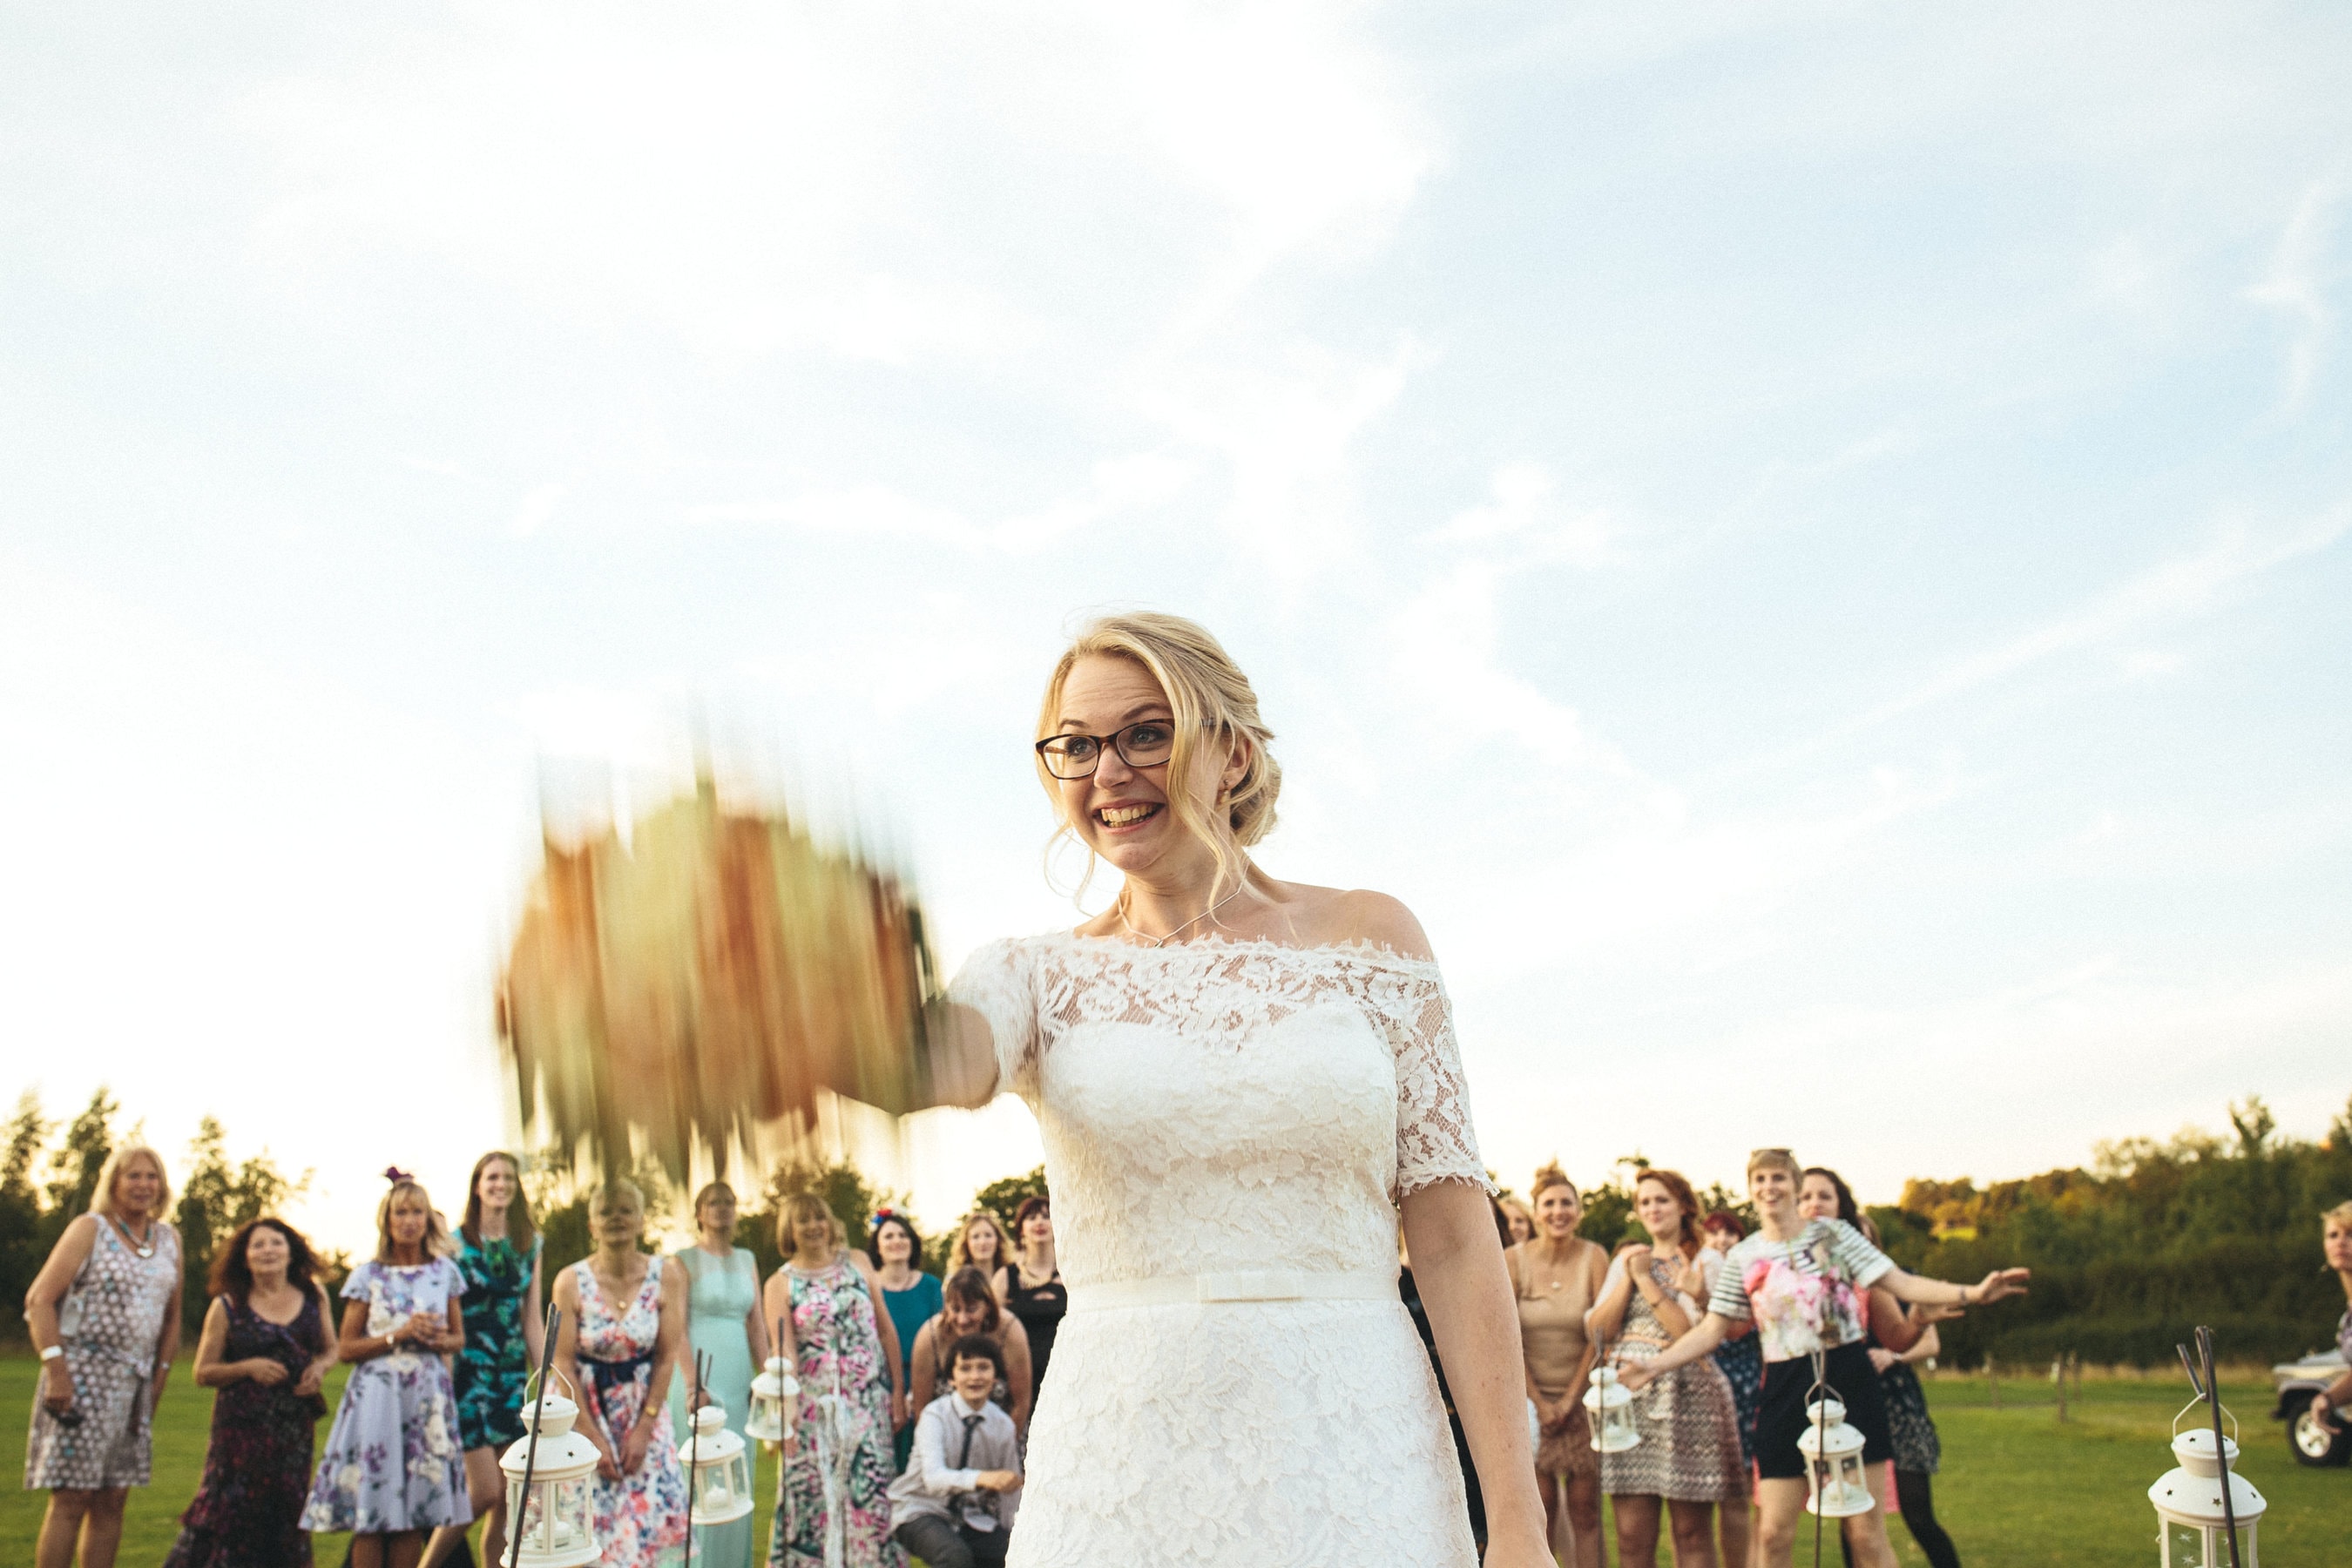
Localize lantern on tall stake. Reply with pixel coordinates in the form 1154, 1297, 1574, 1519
681, 1353, 755, 1529
2149, 1328, 2265, 1567
497, 1308, 602, 1568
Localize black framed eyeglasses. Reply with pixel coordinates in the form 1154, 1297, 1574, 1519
1035, 720, 1178, 779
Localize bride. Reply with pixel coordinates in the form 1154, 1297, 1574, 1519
924, 612, 1547, 1567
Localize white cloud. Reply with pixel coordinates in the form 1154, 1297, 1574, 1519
2244, 172, 2347, 413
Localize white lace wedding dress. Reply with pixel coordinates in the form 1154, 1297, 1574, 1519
948, 931, 1491, 1567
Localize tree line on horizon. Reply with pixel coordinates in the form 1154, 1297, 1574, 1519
4, 1084, 2346, 1366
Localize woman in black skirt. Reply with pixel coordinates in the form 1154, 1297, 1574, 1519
1620, 1149, 2025, 1568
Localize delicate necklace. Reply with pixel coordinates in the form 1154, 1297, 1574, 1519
1119, 886, 1243, 947
110, 1215, 156, 1260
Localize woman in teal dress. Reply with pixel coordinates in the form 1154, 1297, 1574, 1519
424, 1152, 542, 1568
866, 1210, 940, 1472
668, 1182, 770, 1568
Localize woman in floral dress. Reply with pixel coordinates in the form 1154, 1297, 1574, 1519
166, 1217, 337, 1568
301, 1176, 472, 1568
762, 1192, 906, 1568
552, 1179, 690, 1567
423, 1152, 544, 1568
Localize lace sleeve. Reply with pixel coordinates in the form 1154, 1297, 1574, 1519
946, 936, 1042, 1100
1383, 964, 1494, 1202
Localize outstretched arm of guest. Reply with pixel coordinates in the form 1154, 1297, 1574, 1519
923, 999, 1001, 1110
1617, 1312, 1731, 1391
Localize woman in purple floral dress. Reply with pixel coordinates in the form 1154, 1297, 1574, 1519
301, 1177, 472, 1567
761, 1193, 906, 1568
551, 1179, 690, 1568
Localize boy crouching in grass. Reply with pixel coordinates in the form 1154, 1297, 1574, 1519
889, 1334, 1024, 1568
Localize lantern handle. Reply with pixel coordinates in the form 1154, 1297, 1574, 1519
519, 1363, 578, 1414
2170, 1397, 2239, 1446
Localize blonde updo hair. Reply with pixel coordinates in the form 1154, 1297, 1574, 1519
1037, 612, 1281, 902
1530, 1161, 1578, 1203
2324, 1200, 2352, 1231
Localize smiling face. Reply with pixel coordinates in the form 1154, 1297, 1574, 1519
1020, 1206, 1053, 1249
475, 1157, 517, 1212
1750, 1164, 1797, 1220
875, 1220, 914, 1267
1535, 1181, 1583, 1239
114, 1153, 164, 1220
944, 1295, 991, 1335
1635, 1178, 1684, 1247
951, 1351, 998, 1403
1050, 654, 1240, 881
246, 1222, 291, 1280
963, 1219, 1000, 1267
1797, 1173, 1842, 1224
790, 1210, 833, 1259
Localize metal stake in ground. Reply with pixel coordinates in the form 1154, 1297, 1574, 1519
1808, 1348, 1828, 1568
508, 1302, 563, 1568
684, 1348, 707, 1568
2198, 1326, 2243, 1568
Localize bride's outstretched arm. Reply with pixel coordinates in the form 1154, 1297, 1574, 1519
1401, 1180, 1550, 1568
923, 999, 1001, 1110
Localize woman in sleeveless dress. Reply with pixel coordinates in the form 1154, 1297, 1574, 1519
24, 1145, 182, 1568
870, 1210, 943, 1470
425, 1151, 544, 1568
301, 1177, 472, 1565
669, 1181, 769, 1568
922, 613, 1548, 1567
995, 1196, 1065, 1407
1505, 1163, 1605, 1568
166, 1217, 336, 1568
553, 1179, 690, 1568
1586, 1169, 1747, 1568
764, 1192, 907, 1568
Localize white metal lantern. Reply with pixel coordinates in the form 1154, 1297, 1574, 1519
2149, 1406, 2265, 1567
498, 1377, 603, 1568
746, 1354, 801, 1444
1796, 1396, 1875, 1517
1584, 1364, 1640, 1453
682, 1402, 754, 1525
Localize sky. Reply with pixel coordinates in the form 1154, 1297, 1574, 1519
3, 3, 2349, 1255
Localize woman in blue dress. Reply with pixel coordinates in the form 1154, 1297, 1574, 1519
867, 1209, 940, 1471
301, 1175, 472, 1568
423, 1152, 543, 1568
667, 1181, 769, 1568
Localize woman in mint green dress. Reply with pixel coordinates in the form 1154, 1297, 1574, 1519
668, 1182, 771, 1568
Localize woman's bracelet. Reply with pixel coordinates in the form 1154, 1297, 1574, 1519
40, 1344, 64, 1362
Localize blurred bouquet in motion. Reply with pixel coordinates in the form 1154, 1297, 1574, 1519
498, 773, 940, 1179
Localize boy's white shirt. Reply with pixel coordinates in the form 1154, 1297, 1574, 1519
890, 1388, 1022, 1528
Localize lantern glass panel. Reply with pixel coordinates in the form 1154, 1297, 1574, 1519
2165, 1521, 2207, 1568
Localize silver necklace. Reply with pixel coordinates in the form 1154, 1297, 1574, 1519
1119, 886, 1243, 947
110, 1216, 156, 1260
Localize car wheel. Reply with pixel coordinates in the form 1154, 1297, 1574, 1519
2285, 1392, 2352, 1467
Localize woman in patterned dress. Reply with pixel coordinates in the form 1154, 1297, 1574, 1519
762, 1192, 907, 1568
1624, 1150, 2025, 1568
301, 1176, 473, 1568
423, 1151, 543, 1568
24, 1144, 182, 1568
1586, 1170, 1747, 1568
552, 1179, 690, 1568
668, 1180, 770, 1568
165, 1217, 337, 1568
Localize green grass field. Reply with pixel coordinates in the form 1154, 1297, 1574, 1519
3, 1355, 2346, 1564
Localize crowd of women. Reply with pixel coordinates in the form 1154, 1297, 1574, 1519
22, 1137, 2352, 1568
19, 1147, 1067, 1568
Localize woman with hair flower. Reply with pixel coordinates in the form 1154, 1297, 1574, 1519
301, 1172, 472, 1568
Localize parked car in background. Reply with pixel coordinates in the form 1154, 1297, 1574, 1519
2272, 1348, 2351, 1466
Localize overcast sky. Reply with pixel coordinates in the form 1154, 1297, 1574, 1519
4, 3, 2349, 1253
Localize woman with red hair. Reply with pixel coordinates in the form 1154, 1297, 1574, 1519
1586, 1169, 1748, 1566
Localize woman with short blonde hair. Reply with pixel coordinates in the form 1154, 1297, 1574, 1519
24, 1145, 181, 1568
2304, 1200, 2352, 1458
1507, 1163, 1606, 1568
